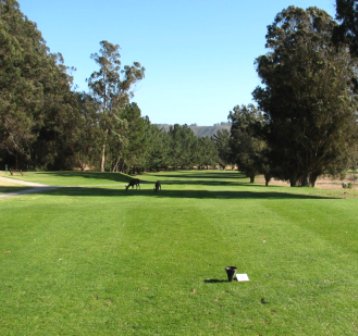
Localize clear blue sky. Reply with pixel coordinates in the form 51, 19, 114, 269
18, 0, 336, 125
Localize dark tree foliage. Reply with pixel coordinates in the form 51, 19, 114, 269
167, 124, 196, 169
253, 6, 357, 187
334, 0, 358, 57
229, 105, 269, 183
212, 129, 232, 168
195, 136, 219, 169
146, 125, 171, 171
70, 93, 101, 171
113, 103, 151, 173
0, 0, 79, 170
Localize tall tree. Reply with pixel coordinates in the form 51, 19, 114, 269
253, 6, 357, 186
0, 0, 46, 168
88, 40, 144, 172
0, 0, 77, 169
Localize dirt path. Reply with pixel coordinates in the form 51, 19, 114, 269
0, 176, 58, 200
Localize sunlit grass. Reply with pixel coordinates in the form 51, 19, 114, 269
0, 170, 357, 335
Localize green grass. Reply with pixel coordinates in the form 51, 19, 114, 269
0, 171, 357, 335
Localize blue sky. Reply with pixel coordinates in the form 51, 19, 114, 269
18, 0, 336, 125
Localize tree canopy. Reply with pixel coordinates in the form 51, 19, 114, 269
253, 6, 357, 186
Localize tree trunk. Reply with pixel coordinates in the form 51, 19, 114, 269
249, 174, 255, 183
299, 175, 309, 187
100, 142, 106, 172
264, 173, 271, 186
309, 173, 319, 187
290, 177, 297, 187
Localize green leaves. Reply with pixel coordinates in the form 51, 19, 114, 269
254, 6, 357, 186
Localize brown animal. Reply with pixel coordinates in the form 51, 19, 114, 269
125, 178, 141, 191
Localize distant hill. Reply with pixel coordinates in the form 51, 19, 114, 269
155, 123, 231, 138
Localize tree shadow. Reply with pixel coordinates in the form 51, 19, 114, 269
145, 171, 258, 187
4, 186, 337, 200
35, 171, 132, 183
0, 186, 31, 193
147, 171, 244, 179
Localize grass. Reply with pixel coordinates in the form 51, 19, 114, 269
0, 170, 357, 335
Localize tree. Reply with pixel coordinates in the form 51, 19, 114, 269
168, 124, 197, 169
88, 40, 144, 172
146, 125, 171, 171
253, 6, 357, 186
229, 105, 268, 183
114, 103, 150, 173
334, 0, 358, 57
0, 0, 77, 170
70, 93, 101, 171
32, 53, 80, 169
195, 137, 219, 169
0, 0, 47, 168
212, 129, 232, 168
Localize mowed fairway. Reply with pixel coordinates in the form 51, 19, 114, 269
0, 171, 357, 335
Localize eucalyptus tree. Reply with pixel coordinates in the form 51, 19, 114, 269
88, 40, 144, 172
253, 6, 357, 186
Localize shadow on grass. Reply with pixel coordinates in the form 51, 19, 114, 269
35, 171, 131, 183
32, 171, 268, 188
204, 279, 229, 284
147, 172, 244, 179
0, 186, 31, 193
3, 186, 337, 200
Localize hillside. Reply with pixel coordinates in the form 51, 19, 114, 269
155, 123, 231, 137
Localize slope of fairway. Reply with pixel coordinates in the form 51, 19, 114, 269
0, 171, 357, 335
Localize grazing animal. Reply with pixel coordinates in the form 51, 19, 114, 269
125, 178, 140, 191
154, 180, 161, 192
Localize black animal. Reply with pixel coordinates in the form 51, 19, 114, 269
125, 178, 140, 191
154, 180, 161, 192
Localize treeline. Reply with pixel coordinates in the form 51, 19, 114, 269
0, 1, 357, 186
229, 4, 358, 186
0, 1, 228, 173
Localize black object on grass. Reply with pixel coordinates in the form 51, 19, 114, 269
225, 266, 237, 282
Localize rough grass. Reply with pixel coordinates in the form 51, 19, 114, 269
0, 170, 357, 335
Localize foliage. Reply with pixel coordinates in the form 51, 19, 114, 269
334, 0, 358, 57
145, 125, 171, 171
229, 104, 269, 183
212, 129, 232, 168
253, 6, 357, 186
88, 40, 145, 172
167, 124, 197, 169
195, 136, 219, 169
113, 103, 151, 173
